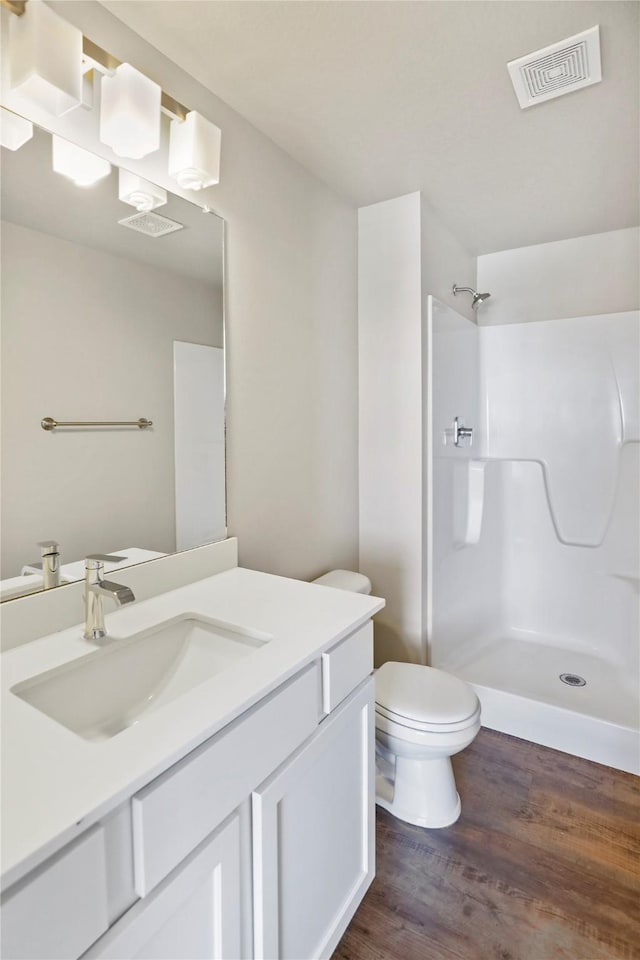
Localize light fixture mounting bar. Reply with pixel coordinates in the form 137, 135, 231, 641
0, 0, 26, 16
82, 36, 119, 74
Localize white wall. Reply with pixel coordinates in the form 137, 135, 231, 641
358, 195, 477, 665
477, 227, 640, 325
358, 193, 424, 664
0, 221, 220, 577
173, 343, 225, 551
422, 199, 477, 324
32, 0, 360, 582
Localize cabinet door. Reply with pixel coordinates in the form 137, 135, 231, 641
84, 813, 242, 960
253, 678, 374, 960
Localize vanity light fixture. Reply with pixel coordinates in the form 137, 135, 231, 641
52, 135, 111, 187
3, 2, 222, 190
168, 111, 221, 191
7, 0, 83, 116
118, 169, 167, 212
0, 107, 33, 150
99, 63, 161, 159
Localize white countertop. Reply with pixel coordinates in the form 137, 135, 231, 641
1, 567, 384, 888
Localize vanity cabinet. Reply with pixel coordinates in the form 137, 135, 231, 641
253, 680, 374, 960
1, 827, 110, 960
2, 621, 375, 960
130, 663, 322, 897
84, 814, 243, 960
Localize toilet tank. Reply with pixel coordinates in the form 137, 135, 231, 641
312, 569, 372, 595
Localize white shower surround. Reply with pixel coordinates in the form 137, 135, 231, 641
428, 298, 640, 774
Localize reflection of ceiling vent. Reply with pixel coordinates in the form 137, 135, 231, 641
508, 25, 601, 109
118, 211, 184, 237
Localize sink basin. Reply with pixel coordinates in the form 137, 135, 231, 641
12, 615, 271, 741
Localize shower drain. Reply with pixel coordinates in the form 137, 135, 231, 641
559, 673, 587, 687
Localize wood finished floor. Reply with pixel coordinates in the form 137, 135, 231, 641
333, 729, 640, 960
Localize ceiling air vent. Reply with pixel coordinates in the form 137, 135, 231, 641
118, 211, 184, 238
508, 25, 601, 109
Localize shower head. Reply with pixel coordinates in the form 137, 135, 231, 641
472, 291, 491, 307
452, 284, 491, 309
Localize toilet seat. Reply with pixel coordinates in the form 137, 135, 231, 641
375, 661, 480, 731
375, 703, 480, 734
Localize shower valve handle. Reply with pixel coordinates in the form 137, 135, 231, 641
453, 417, 473, 447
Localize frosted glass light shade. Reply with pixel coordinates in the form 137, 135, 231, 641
52, 136, 111, 187
8, 1, 82, 116
168, 111, 221, 190
0, 109, 33, 150
119, 169, 167, 212
100, 64, 161, 159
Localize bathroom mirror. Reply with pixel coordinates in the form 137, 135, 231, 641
0, 120, 225, 600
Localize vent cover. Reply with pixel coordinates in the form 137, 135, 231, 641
118, 211, 184, 238
508, 25, 601, 109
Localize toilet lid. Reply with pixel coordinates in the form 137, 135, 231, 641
375, 662, 479, 726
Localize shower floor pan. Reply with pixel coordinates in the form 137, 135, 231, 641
440, 636, 639, 775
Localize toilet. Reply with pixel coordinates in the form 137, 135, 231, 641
375, 661, 481, 827
312, 569, 481, 829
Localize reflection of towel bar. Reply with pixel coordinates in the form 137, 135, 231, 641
41, 417, 153, 431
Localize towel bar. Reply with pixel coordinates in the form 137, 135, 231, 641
41, 417, 153, 431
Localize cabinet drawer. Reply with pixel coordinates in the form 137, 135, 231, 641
132, 663, 321, 896
322, 621, 373, 714
1, 826, 108, 960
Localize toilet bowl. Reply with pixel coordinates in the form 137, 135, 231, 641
375, 661, 481, 828
312, 570, 481, 829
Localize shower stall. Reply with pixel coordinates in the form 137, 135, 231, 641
427, 297, 640, 774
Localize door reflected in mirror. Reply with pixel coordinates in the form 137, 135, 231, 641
0, 121, 225, 600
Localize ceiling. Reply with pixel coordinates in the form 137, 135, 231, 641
99, 0, 638, 255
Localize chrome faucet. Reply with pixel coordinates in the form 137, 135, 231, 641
84, 556, 135, 642
38, 540, 61, 590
